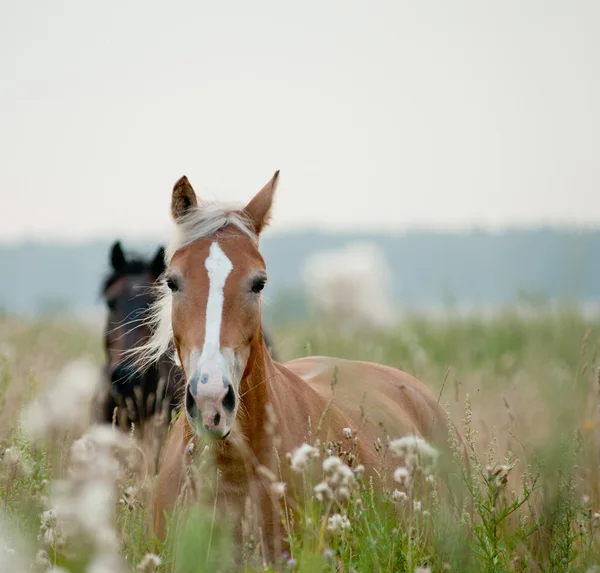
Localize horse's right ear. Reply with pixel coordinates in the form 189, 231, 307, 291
110, 241, 127, 271
171, 176, 198, 221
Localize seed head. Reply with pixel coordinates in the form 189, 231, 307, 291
289, 443, 320, 473
327, 513, 351, 534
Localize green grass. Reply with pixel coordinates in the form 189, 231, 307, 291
1, 306, 600, 572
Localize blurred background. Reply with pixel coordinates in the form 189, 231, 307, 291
1, 1, 599, 327
2, 6, 600, 568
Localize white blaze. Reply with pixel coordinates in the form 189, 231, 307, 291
191, 242, 233, 394
203, 242, 233, 355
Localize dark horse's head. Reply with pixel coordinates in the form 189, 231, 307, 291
101, 240, 169, 425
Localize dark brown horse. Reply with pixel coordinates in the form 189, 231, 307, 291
92, 240, 182, 432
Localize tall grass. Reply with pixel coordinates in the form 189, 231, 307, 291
0, 306, 599, 572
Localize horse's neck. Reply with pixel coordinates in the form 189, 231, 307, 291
180, 338, 277, 478
237, 338, 277, 457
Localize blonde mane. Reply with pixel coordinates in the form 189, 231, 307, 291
130, 202, 257, 371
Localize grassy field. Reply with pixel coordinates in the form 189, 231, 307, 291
1, 306, 599, 572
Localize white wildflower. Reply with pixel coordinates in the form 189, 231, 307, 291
326, 513, 351, 534
353, 464, 365, 477
393, 466, 411, 488
389, 435, 438, 476
46, 425, 130, 571
38, 508, 66, 550
289, 443, 319, 473
1, 447, 33, 478
333, 463, 354, 487
21, 358, 101, 440
35, 549, 51, 569
314, 481, 333, 502
119, 485, 138, 511
323, 456, 342, 473
271, 482, 287, 499
336, 486, 350, 502
415, 567, 431, 573
343, 427, 352, 439
413, 500, 422, 513
392, 489, 408, 503
137, 553, 162, 572
487, 463, 512, 489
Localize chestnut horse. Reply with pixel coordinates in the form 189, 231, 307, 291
140, 173, 462, 563
94, 240, 278, 434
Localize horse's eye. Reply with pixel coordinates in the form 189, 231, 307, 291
106, 298, 117, 311
166, 277, 180, 292
251, 278, 266, 294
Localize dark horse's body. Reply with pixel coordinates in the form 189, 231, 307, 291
93, 240, 277, 432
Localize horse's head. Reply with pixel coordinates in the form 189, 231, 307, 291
103, 241, 166, 391
155, 172, 278, 439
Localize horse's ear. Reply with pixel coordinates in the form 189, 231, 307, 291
243, 170, 280, 235
150, 246, 167, 279
171, 176, 198, 221
110, 241, 127, 271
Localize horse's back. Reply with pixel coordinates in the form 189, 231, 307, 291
283, 356, 448, 445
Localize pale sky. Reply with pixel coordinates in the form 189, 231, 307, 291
1, 1, 599, 243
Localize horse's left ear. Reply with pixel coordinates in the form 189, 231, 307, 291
171, 176, 198, 221
150, 246, 166, 279
243, 170, 280, 236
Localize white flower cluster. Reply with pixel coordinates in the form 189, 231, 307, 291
1, 446, 33, 479
326, 513, 351, 534
289, 443, 320, 473
389, 435, 438, 477
137, 553, 162, 572
314, 456, 358, 504
486, 464, 511, 491
38, 509, 66, 550
41, 425, 133, 573
21, 358, 101, 440
388, 435, 438, 518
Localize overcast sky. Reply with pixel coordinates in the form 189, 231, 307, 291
1, 1, 599, 243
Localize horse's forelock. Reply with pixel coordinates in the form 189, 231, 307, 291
131, 204, 258, 371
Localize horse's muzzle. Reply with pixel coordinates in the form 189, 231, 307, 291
185, 383, 234, 439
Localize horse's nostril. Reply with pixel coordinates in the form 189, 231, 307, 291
186, 385, 197, 418
222, 385, 235, 413
213, 412, 221, 427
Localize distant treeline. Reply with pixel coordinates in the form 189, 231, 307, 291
1, 228, 599, 321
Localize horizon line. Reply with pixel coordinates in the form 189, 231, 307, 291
1, 222, 600, 247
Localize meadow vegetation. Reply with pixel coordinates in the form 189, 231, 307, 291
0, 305, 599, 572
